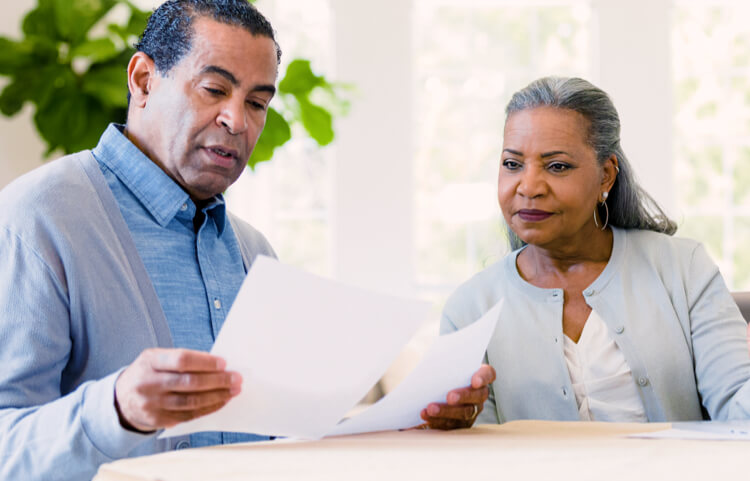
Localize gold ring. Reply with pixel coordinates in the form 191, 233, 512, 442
470, 404, 478, 420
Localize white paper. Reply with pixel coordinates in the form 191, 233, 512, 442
630, 421, 750, 441
326, 300, 501, 436
162, 256, 430, 440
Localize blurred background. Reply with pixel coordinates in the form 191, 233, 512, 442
2, 0, 750, 388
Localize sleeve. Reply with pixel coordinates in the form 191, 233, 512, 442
687, 243, 750, 420
0, 228, 154, 481
440, 309, 500, 424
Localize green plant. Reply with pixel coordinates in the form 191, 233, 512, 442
0, 0, 347, 167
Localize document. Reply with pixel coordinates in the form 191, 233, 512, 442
630, 421, 750, 441
162, 256, 431, 440
326, 300, 501, 437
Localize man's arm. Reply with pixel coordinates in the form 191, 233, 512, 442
0, 228, 241, 480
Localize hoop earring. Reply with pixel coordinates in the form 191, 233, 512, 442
593, 192, 609, 231
600, 201, 609, 231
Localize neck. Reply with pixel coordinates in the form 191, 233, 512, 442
519, 225, 614, 279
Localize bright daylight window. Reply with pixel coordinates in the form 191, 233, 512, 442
226, 0, 334, 277
413, 0, 591, 304
673, 0, 750, 290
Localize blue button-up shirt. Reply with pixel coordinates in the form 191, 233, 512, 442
93, 124, 267, 447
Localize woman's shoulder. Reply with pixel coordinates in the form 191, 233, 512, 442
442, 255, 514, 330
622, 227, 703, 258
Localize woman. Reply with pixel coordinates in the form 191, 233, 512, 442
441, 77, 750, 423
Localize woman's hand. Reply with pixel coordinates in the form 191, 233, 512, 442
418, 364, 496, 430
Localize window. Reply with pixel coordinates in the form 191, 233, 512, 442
673, 0, 750, 289
413, 0, 591, 302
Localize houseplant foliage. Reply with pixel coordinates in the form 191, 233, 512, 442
0, 0, 346, 167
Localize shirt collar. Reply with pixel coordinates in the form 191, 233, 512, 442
92, 124, 227, 235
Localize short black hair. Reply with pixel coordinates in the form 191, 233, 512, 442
135, 0, 281, 75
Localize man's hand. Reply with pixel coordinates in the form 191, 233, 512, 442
419, 364, 496, 430
114, 348, 242, 433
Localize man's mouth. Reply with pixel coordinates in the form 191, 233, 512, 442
207, 147, 237, 159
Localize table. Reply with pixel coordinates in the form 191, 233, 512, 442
93, 421, 747, 480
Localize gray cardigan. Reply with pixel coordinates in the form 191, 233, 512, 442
0, 150, 275, 480
441, 227, 750, 423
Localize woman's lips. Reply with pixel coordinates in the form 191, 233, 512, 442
517, 209, 553, 222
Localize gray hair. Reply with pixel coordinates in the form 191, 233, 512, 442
503, 76, 676, 250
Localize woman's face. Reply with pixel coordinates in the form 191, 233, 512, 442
498, 107, 616, 249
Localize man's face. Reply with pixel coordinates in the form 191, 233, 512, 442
134, 17, 278, 201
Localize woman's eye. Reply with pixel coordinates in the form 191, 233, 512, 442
547, 162, 570, 173
502, 159, 522, 170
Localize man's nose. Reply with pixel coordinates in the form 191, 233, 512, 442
217, 99, 248, 135
516, 166, 547, 198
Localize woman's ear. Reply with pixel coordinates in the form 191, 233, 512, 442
127, 52, 156, 109
602, 154, 619, 194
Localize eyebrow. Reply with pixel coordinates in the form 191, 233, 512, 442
502, 149, 571, 158
200, 65, 277, 95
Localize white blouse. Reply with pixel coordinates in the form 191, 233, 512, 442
563, 310, 648, 422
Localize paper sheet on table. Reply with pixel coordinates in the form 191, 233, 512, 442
162, 256, 430, 440
630, 421, 750, 441
326, 300, 501, 437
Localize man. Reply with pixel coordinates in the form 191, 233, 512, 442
0, 1, 495, 480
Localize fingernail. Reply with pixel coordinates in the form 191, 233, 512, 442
448, 392, 459, 404
230, 373, 242, 385
230, 384, 241, 395
216, 358, 227, 370
427, 404, 439, 416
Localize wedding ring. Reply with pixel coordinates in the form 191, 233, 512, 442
470, 404, 478, 420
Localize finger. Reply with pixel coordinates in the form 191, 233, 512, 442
425, 402, 481, 421
148, 348, 228, 373
159, 401, 230, 427
158, 371, 242, 393
470, 364, 496, 389
445, 385, 489, 406
422, 415, 470, 431
160, 388, 236, 411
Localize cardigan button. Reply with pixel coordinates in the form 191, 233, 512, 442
638, 377, 649, 387
615, 326, 625, 334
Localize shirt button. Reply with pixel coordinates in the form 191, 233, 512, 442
615, 326, 625, 334
180, 203, 188, 211
584, 288, 594, 296
214, 299, 222, 309
638, 377, 649, 387
175, 441, 190, 450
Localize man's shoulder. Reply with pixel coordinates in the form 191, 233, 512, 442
0, 150, 98, 234
226, 211, 276, 260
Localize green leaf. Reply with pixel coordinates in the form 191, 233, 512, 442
0, 38, 33, 75
54, 0, 117, 45
249, 107, 291, 167
0, 80, 30, 116
82, 63, 129, 108
278, 59, 325, 96
71, 38, 119, 63
297, 97, 334, 146
22, 0, 57, 38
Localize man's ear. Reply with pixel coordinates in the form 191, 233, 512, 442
127, 52, 156, 108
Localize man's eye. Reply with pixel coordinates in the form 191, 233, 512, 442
547, 162, 570, 173
502, 159, 522, 170
204, 87, 224, 96
247, 100, 267, 111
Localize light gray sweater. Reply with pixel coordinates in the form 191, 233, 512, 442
441, 227, 750, 423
